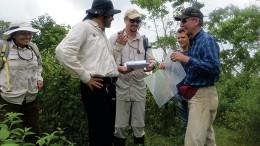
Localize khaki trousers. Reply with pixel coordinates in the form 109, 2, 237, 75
115, 100, 146, 139
185, 86, 218, 146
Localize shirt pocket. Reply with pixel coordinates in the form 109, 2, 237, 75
7, 54, 24, 91
8, 53, 20, 70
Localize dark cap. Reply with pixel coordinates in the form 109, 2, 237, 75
174, 7, 203, 21
86, 0, 121, 16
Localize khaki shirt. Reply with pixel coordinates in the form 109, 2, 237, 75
56, 20, 123, 84
110, 32, 155, 101
0, 41, 43, 104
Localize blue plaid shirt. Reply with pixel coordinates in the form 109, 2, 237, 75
183, 29, 220, 87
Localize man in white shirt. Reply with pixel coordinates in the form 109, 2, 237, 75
55, 0, 127, 145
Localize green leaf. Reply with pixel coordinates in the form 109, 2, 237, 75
0, 124, 10, 140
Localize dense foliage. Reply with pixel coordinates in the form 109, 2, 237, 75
0, 3, 259, 146
207, 5, 260, 144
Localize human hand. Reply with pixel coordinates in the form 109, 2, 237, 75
171, 52, 189, 63
158, 62, 165, 69
37, 80, 43, 89
144, 61, 155, 72
116, 32, 128, 46
87, 77, 103, 91
118, 65, 134, 74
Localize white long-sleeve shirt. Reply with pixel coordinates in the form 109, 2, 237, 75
55, 20, 123, 84
0, 40, 43, 104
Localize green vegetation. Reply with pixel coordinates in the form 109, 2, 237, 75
0, 1, 259, 146
0, 109, 75, 146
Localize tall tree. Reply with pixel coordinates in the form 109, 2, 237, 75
130, 0, 204, 59
0, 20, 10, 38
31, 14, 69, 52
207, 5, 260, 76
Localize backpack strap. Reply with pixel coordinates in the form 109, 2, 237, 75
0, 40, 11, 91
29, 42, 42, 66
142, 35, 150, 60
0, 40, 10, 69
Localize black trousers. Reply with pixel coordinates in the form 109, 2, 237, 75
0, 96, 40, 144
80, 77, 117, 146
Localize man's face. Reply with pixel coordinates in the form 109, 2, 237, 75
177, 32, 189, 49
125, 17, 141, 32
180, 17, 197, 36
104, 15, 114, 28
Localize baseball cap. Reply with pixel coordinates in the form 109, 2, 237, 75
124, 8, 141, 19
174, 7, 203, 21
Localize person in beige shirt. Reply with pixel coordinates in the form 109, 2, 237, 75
109, 8, 156, 146
0, 21, 43, 144
55, 0, 127, 145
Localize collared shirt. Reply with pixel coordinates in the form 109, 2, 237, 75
56, 20, 123, 84
0, 40, 43, 104
109, 32, 156, 101
184, 29, 220, 87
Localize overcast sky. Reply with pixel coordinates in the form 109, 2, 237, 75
0, 0, 258, 60
0, 0, 258, 39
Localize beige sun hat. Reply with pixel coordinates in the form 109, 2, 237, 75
2, 21, 39, 40
124, 8, 141, 19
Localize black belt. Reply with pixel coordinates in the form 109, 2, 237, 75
100, 77, 118, 84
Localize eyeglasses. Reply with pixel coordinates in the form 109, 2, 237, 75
129, 19, 141, 24
181, 17, 196, 24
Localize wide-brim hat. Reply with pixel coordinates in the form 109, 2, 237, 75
174, 7, 203, 21
2, 21, 39, 40
86, 0, 121, 16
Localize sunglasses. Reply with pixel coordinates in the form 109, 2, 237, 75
129, 19, 141, 24
181, 17, 196, 24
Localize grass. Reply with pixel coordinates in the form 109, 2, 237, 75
122, 125, 254, 146
215, 126, 251, 146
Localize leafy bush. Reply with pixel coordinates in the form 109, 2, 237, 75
216, 72, 260, 144
0, 107, 75, 146
38, 50, 88, 145
0, 112, 34, 146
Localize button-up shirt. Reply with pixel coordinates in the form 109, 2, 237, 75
109, 32, 156, 101
56, 20, 123, 84
184, 29, 220, 87
0, 40, 43, 104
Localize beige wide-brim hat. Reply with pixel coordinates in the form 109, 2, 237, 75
2, 21, 39, 40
